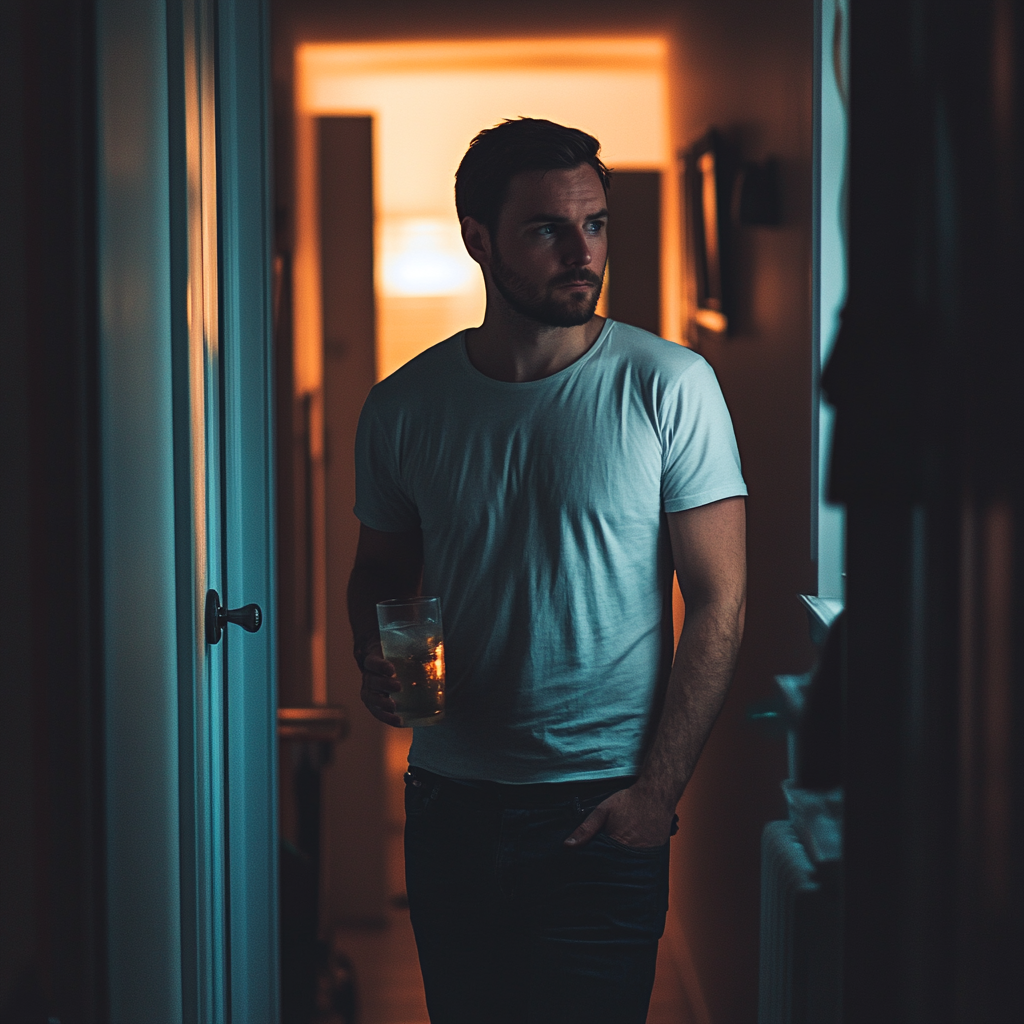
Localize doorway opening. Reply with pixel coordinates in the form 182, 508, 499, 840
279, 33, 695, 1024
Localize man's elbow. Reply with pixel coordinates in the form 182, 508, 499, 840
685, 585, 745, 645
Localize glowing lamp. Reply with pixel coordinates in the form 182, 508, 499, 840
380, 218, 477, 297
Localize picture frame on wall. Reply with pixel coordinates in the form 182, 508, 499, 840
682, 130, 734, 336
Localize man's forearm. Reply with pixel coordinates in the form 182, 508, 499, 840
634, 599, 744, 809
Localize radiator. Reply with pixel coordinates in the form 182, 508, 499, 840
758, 819, 841, 1024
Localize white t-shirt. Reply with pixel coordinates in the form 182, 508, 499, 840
354, 319, 746, 783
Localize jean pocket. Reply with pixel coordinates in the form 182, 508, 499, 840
576, 785, 633, 820
592, 830, 670, 857
403, 770, 438, 817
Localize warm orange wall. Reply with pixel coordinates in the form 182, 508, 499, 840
273, 2, 815, 1019
664, 4, 817, 1022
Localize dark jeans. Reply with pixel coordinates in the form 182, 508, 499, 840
404, 766, 673, 1024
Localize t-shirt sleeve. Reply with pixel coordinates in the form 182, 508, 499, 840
661, 356, 747, 512
353, 392, 421, 532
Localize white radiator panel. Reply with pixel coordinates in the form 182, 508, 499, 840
758, 820, 841, 1024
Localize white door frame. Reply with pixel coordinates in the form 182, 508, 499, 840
98, 1, 276, 1020
217, 0, 278, 1019
812, 0, 849, 601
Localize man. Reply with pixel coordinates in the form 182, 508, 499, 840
348, 118, 746, 1024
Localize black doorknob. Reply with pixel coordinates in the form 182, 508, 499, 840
205, 589, 263, 645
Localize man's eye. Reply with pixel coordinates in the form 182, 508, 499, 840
586, 221, 605, 233
537, 225, 555, 236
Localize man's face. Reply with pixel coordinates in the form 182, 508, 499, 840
486, 164, 608, 328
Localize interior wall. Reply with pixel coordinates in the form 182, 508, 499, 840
666, 4, 816, 1022
0, 2, 107, 1020
99, 0, 186, 1017
272, 3, 815, 1020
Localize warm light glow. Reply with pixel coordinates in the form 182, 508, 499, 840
294, 35, 680, 384
694, 308, 727, 333
380, 218, 477, 297
299, 37, 667, 81
426, 639, 445, 685
298, 54, 669, 215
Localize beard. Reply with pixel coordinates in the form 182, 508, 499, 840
489, 246, 605, 328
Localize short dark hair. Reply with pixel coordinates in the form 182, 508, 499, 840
455, 117, 611, 232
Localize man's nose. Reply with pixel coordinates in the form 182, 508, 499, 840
561, 227, 594, 267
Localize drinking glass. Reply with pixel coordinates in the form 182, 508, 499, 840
375, 596, 446, 727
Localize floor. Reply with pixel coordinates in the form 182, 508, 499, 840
331, 825, 696, 1024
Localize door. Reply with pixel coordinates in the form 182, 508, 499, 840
99, 0, 276, 1020
177, 0, 278, 1019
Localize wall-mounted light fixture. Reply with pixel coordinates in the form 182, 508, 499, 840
683, 130, 782, 339
683, 130, 734, 335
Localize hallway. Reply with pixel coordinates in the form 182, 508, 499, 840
10, 1, 1024, 1021
275, 3, 818, 1021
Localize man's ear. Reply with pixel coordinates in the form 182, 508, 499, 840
461, 216, 492, 268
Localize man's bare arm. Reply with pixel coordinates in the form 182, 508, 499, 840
566, 496, 746, 848
347, 523, 424, 727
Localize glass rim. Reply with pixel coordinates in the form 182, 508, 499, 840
376, 595, 439, 608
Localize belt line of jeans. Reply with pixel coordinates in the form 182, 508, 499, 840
406, 765, 637, 809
